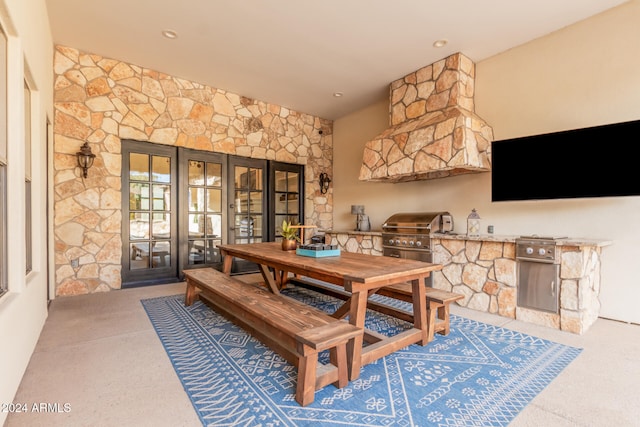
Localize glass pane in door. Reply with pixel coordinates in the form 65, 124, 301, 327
152, 156, 171, 182
129, 153, 149, 180
186, 159, 223, 265
274, 170, 300, 240
206, 162, 221, 186
127, 152, 173, 271
233, 165, 263, 244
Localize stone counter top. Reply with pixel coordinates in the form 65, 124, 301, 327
324, 230, 612, 248
431, 232, 612, 248
324, 230, 383, 236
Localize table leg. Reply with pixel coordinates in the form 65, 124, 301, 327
221, 250, 233, 275
184, 278, 197, 306
275, 269, 290, 289
411, 276, 429, 345
258, 264, 280, 294
331, 299, 351, 319
346, 286, 368, 381
331, 287, 379, 320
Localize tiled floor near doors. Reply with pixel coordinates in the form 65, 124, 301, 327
5, 278, 640, 426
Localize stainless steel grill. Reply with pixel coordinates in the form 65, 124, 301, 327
381, 212, 453, 287
382, 212, 453, 250
515, 236, 561, 263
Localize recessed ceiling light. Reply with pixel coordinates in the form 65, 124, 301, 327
433, 39, 448, 48
333, 92, 344, 97
162, 29, 178, 39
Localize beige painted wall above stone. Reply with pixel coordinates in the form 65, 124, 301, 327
53, 45, 333, 296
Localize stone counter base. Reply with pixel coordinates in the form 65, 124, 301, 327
325, 231, 602, 334
432, 239, 601, 334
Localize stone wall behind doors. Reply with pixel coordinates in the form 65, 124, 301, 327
53, 45, 333, 296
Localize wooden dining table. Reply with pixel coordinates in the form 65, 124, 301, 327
217, 242, 442, 380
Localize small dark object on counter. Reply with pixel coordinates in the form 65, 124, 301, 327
299, 243, 338, 251
310, 234, 325, 244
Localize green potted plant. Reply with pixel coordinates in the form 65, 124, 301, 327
279, 220, 300, 251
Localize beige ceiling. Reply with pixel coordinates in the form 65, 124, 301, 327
45, 0, 628, 120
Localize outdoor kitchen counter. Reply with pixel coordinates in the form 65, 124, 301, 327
431, 232, 612, 248
325, 230, 610, 334
324, 230, 383, 255
430, 232, 612, 335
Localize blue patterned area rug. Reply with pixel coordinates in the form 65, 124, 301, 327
142, 286, 581, 427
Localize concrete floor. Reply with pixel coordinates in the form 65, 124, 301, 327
5, 279, 640, 427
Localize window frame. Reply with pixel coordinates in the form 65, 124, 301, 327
24, 78, 32, 274
0, 24, 8, 295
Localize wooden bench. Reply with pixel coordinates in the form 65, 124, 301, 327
183, 268, 363, 407
291, 278, 463, 343
376, 283, 464, 341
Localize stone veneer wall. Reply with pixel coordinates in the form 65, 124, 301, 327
431, 239, 518, 317
53, 45, 333, 296
326, 231, 383, 256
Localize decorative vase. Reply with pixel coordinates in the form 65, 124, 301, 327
281, 239, 297, 251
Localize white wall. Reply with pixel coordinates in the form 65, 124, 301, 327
333, 0, 640, 324
0, 0, 53, 423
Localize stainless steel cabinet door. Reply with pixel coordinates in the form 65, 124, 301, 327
517, 262, 559, 313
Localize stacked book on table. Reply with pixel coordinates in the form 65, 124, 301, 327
295, 243, 340, 258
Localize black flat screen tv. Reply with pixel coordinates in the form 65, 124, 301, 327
491, 119, 640, 202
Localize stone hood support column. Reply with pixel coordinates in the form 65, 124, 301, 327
359, 53, 494, 183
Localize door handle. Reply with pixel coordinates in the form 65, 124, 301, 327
551, 280, 556, 296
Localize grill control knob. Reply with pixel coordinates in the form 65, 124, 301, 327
416, 241, 422, 247
525, 247, 534, 255
538, 248, 546, 256
388, 239, 394, 245
409, 240, 415, 246
402, 240, 407, 245
395, 240, 401, 245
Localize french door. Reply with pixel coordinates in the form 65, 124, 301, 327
179, 149, 227, 275
122, 141, 178, 286
121, 140, 304, 286
227, 157, 267, 273
270, 161, 303, 242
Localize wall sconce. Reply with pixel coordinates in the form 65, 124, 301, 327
319, 172, 331, 194
76, 142, 96, 178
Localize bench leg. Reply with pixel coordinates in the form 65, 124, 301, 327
330, 343, 349, 389
295, 329, 361, 406
427, 302, 439, 342
296, 350, 318, 406
438, 304, 451, 335
426, 302, 453, 339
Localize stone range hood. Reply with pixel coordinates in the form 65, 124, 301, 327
359, 53, 494, 183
